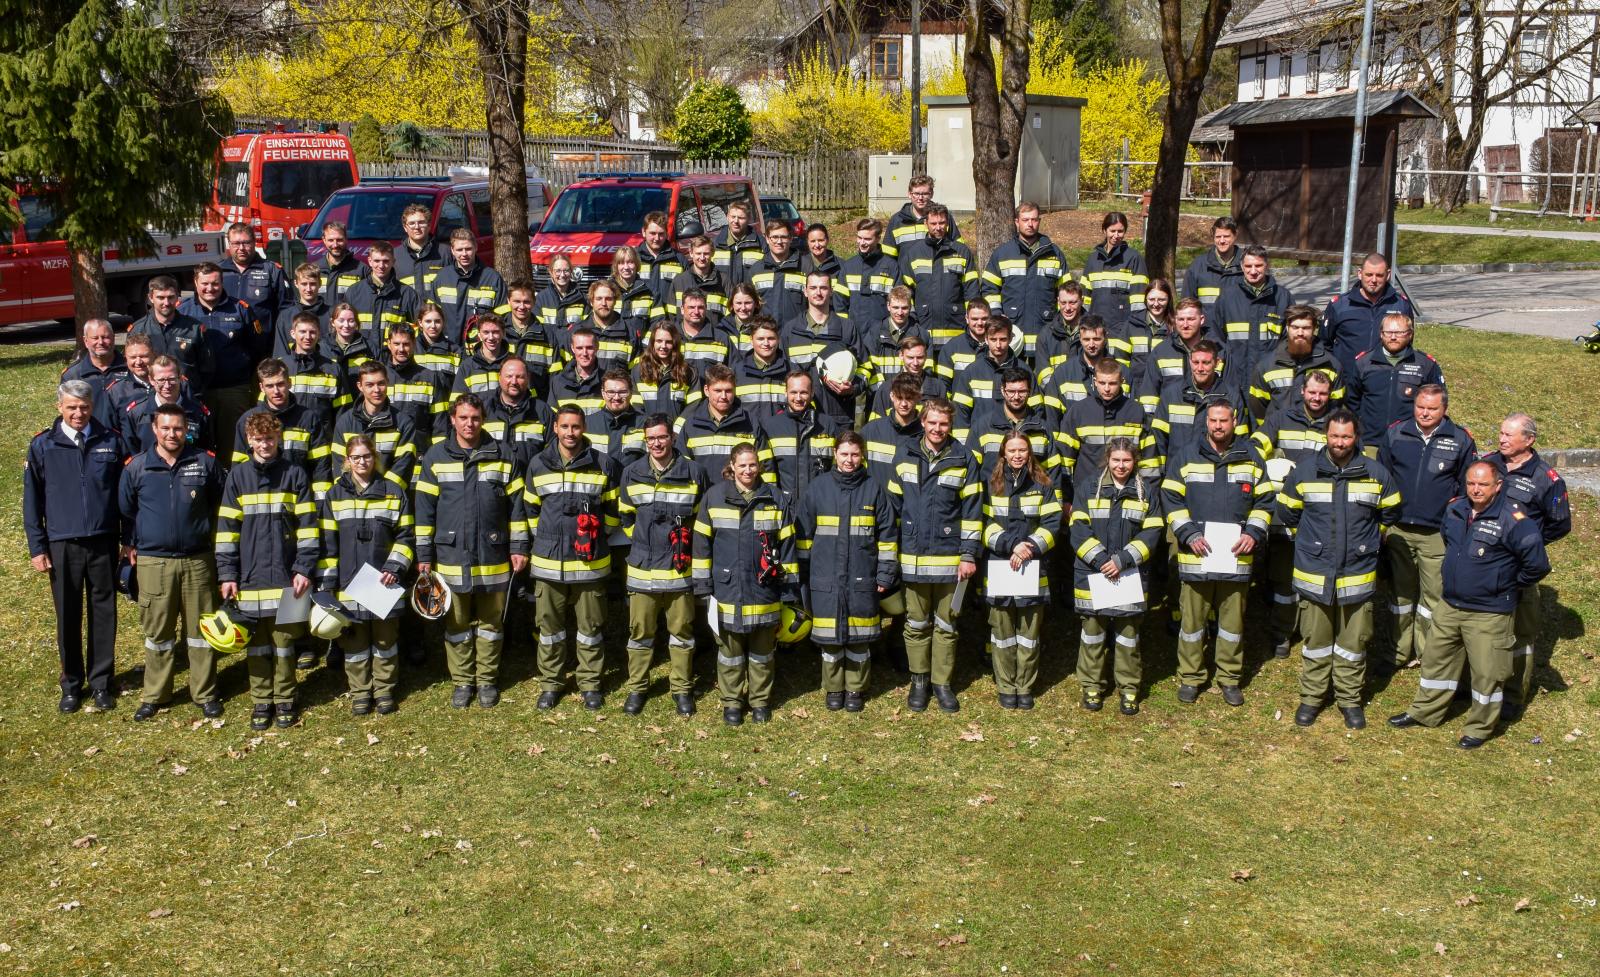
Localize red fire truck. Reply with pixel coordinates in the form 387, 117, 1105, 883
204, 128, 359, 242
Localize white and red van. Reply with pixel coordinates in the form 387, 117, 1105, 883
204, 128, 358, 241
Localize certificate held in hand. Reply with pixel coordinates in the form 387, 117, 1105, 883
1200, 522, 1243, 575
986, 559, 1041, 598
1088, 570, 1144, 610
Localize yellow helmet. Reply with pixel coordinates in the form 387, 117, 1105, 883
776, 605, 811, 645
199, 603, 252, 653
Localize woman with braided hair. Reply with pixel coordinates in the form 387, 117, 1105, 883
981, 428, 1063, 710
1069, 437, 1164, 715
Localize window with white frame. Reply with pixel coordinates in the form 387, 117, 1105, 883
1519, 24, 1550, 76
1279, 54, 1292, 96
1306, 48, 1320, 93
1253, 55, 1268, 98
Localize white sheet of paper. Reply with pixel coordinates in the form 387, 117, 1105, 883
1200, 522, 1243, 575
345, 562, 405, 618
1088, 570, 1144, 610
986, 558, 1041, 598
1266, 457, 1294, 484
608, 528, 629, 547
706, 599, 720, 638
275, 586, 312, 624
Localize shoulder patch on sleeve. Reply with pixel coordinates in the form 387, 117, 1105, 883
1548, 468, 1562, 481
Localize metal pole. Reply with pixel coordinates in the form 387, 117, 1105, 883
1339, 0, 1378, 292
910, 0, 923, 170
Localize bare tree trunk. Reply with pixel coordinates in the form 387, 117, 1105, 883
462, 0, 533, 283
964, 0, 1030, 264
1148, 0, 1233, 282
69, 245, 108, 347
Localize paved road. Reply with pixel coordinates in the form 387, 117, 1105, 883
1399, 222, 1600, 242
1277, 269, 1600, 340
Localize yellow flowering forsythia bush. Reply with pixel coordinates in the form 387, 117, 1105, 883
751, 49, 910, 156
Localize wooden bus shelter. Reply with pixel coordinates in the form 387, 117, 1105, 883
1208, 90, 1438, 260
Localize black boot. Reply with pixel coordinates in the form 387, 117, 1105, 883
932, 684, 959, 713
907, 673, 931, 713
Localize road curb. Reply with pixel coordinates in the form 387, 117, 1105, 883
1541, 449, 1600, 469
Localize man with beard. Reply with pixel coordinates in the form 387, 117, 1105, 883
1247, 305, 1346, 423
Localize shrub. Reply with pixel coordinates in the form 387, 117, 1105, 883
673, 82, 753, 160
752, 49, 909, 155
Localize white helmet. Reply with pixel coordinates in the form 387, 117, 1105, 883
410, 570, 452, 621
308, 593, 352, 641
818, 349, 857, 385
1011, 324, 1026, 355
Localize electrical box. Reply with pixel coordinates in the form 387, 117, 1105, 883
868, 155, 913, 215
923, 95, 1085, 215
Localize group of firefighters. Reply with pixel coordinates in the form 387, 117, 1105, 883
25, 177, 1569, 745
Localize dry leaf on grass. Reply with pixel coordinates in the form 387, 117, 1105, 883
1434, 942, 1447, 956
586, 826, 601, 842
170, 763, 188, 776
958, 724, 984, 742
365, 733, 379, 745
56, 901, 80, 911
70, 834, 96, 849
1230, 868, 1253, 882
147, 908, 172, 919
936, 934, 968, 949
1455, 894, 1482, 907
527, 743, 546, 756
968, 793, 997, 807
1514, 897, 1533, 912
82, 746, 99, 758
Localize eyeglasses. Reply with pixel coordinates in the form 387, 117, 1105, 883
347, 453, 375, 462
153, 377, 180, 385
644, 434, 672, 444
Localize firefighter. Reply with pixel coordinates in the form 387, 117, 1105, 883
273, 263, 331, 359
1252, 370, 1335, 657
1116, 277, 1174, 390
861, 373, 924, 487
675, 363, 773, 486
216, 411, 320, 730
25, 380, 125, 714
713, 201, 766, 284
722, 282, 765, 358
535, 254, 589, 333
1389, 461, 1550, 748
637, 212, 686, 314
981, 201, 1070, 362
129, 275, 214, 395
1212, 245, 1293, 377
868, 332, 945, 418
796, 432, 898, 712
233, 358, 333, 499
322, 303, 378, 412
413, 394, 528, 709
664, 235, 731, 323
783, 269, 865, 373
1277, 409, 1401, 729
395, 203, 448, 292
1033, 281, 1089, 376
425, 229, 507, 344
759, 370, 841, 504
1182, 216, 1242, 317
1344, 313, 1445, 448
981, 429, 1062, 710
123, 356, 211, 455
1148, 340, 1249, 472
1321, 252, 1416, 370
617, 414, 711, 716
1161, 400, 1273, 706
1070, 438, 1163, 715
692, 442, 800, 726
332, 361, 418, 487
664, 289, 728, 372
838, 218, 897, 334
282, 313, 344, 419
884, 174, 962, 258
950, 315, 1028, 425
316, 432, 415, 716
1037, 315, 1110, 413
1246, 305, 1346, 423
1060, 359, 1159, 509
633, 322, 700, 419
119, 403, 225, 720
221, 221, 287, 336
481, 357, 553, 468
106, 332, 156, 440
886, 398, 981, 714
570, 278, 638, 375
500, 278, 559, 400
382, 322, 450, 452
589, 370, 647, 470
522, 405, 619, 710
729, 317, 793, 415
1080, 212, 1149, 327
863, 286, 930, 389
744, 220, 809, 327
414, 303, 463, 389
967, 368, 1063, 479
1484, 412, 1571, 721
316, 221, 369, 306
549, 326, 606, 419
941, 300, 995, 382
346, 241, 419, 349
1378, 384, 1476, 670
63, 318, 128, 431
1138, 297, 1217, 412
610, 247, 660, 345
451, 314, 513, 400
897, 204, 980, 353
799, 223, 845, 288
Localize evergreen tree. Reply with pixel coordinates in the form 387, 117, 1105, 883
0, 0, 230, 326
1034, 0, 1121, 71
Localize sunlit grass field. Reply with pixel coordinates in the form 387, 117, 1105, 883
0, 332, 1596, 976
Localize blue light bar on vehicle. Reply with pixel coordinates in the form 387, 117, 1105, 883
575, 171, 686, 180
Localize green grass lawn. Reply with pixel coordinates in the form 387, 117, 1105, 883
1, 340, 1597, 976
1397, 231, 1600, 266
1396, 203, 1600, 232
